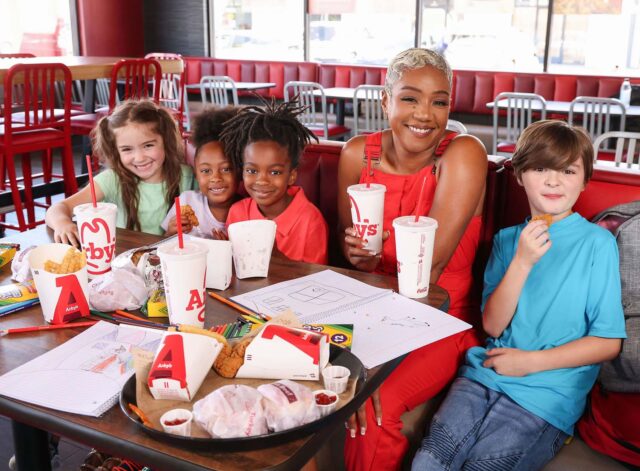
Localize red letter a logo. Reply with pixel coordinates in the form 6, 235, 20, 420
52, 274, 90, 324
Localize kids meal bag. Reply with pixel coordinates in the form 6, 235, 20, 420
592, 201, 640, 393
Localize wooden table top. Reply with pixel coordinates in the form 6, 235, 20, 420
0, 226, 449, 471
0, 56, 183, 82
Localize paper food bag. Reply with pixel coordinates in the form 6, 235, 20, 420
148, 331, 224, 401
236, 324, 330, 381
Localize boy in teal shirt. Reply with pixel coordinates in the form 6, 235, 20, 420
413, 120, 626, 470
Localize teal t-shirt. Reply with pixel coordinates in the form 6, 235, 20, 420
94, 164, 194, 235
461, 213, 626, 435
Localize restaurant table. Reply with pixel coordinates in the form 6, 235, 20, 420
0, 226, 449, 471
311, 87, 370, 126
487, 99, 640, 117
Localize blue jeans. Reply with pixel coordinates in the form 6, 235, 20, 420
412, 377, 568, 471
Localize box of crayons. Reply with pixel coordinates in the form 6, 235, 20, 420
209, 320, 255, 339
302, 323, 353, 350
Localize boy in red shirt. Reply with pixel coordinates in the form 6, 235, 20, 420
221, 100, 329, 264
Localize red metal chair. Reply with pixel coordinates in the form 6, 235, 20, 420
0, 63, 77, 231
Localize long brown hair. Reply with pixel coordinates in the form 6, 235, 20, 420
92, 99, 184, 231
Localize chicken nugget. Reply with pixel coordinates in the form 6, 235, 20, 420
181, 205, 199, 227
44, 260, 61, 274
531, 214, 553, 227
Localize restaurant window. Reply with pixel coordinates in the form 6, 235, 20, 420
547, 0, 640, 74
308, 0, 416, 65
0, 0, 74, 55
211, 0, 304, 61
420, 0, 547, 71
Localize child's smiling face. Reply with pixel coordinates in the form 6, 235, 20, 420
195, 141, 237, 209
242, 140, 297, 219
114, 122, 166, 183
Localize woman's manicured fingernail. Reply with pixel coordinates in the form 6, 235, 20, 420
360, 426, 366, 436
377, 417, 382, 426
350, 429, 356, 438
344, 422, 349, 429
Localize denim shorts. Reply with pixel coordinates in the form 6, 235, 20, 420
412, 377, 568, 471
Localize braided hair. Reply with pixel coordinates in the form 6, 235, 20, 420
220, 97, 318, 170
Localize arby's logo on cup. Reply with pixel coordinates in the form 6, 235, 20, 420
80, 218, 116, 276
185, 269, 207, 323
349, 195, 380, 239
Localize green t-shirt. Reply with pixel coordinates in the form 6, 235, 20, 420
94, 164, 195, 235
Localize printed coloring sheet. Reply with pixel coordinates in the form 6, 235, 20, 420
232, 270, 471, 368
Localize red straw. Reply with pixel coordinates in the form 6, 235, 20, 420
414, 176, 427, 222
365, 151, 372, 188
175, 196, 184, 249
86, 155, 97, 208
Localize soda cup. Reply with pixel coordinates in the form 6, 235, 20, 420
157, 240, 208, 328
347, 183, 386, 254
228, 220, 276, 279
73, 202, 117, 278
393, 216, 438, 299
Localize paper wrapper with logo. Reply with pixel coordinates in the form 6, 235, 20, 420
234, 325, 330, 381
347, 183, 386, 254
28, 244, 90, 324
74, 202, 117, 278
148, 331, 225, 401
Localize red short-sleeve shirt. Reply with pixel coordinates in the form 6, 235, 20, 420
226, 186, 329, 265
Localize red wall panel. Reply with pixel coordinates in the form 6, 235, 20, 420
77, 0, 144, 56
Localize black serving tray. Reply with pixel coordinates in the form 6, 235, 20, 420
119, 344, 366, 450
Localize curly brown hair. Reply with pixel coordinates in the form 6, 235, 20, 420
91, 99, 184, 231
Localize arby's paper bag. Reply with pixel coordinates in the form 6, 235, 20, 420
147, 331, 224, 401
236, 324, 330, 381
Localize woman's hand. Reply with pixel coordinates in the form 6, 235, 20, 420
343, 227, 389, 272
514, 220, 551, 269
53, 222, 81, 248
165, 216, 193, 236
483, 348, 537, 376
346, 388, 382, 437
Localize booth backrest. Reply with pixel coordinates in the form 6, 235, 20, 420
317, 63, 386, 88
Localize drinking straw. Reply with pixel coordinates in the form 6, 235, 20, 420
175, 196, 184, 249
86, 155, 97, 208
414, 176, 427, 222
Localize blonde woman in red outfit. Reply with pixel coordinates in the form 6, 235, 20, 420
337, 48, 487, 470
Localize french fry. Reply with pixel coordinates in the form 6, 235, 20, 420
44, 247, 87, 274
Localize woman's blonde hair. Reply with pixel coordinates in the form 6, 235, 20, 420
384, 48, 452, 95
91, 99, 184, 231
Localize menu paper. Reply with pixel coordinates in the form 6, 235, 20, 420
231, 270, 471, 369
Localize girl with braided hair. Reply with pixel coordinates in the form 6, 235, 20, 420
222, 98, 329, 264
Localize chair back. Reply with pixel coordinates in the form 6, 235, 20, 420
446, 119, 467, 134
492, 92, 547, 155
593, 131, 640, 170
3, 62, 71, 143
109, 58, 162, 112
199, 75, 239, 107
353, 85, 387, 135
569, 96, 626, 142
284, 81, 330, 139
145, 52, 187, 130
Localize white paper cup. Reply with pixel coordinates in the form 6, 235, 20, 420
393, 216, 438, 299
347, 183, 386, 254
321, 365, 350, 394
157, 240, 208, 328
228, 220, 276, 279
191, 237, 232, 290
28, 243, 90, 324
160, 408, 193, 437
313, 389, 339, 417
73, 202, 117, 278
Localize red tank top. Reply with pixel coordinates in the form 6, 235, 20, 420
359, 131, 482, 322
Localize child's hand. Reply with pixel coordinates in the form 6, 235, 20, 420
483, 347, 537, 376
53, 222, 81, 248
514, 220, 551, 268
166, 216, 193, 236
344, 227, 389, 272
211, 229, 228, 240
